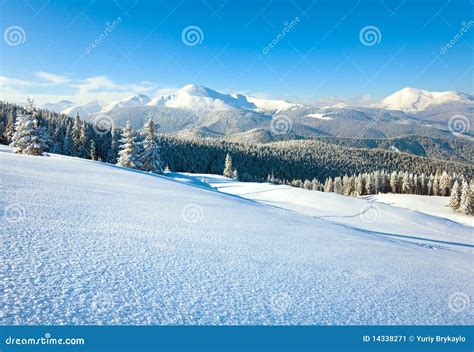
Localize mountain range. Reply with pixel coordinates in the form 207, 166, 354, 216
41, 85, 473, 143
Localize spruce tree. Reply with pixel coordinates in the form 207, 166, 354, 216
3, 110, 15, 142
449, 180, 461, 211
459, 181, 473, 215
90, 139, 97, 160
141, 118, 164, 174
223, 153, 233, 178
117, 121, 142, 169
63, 122, 74, 155
9, 101, 48, 156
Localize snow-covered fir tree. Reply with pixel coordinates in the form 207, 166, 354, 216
449, 180, 461, 211
117, 121, 142, 169
9, 99, 48, 155
459, 180, 473, 215
63, 122, 74, 155
90, 139, 97, 160
223, 153, 233, 178
439, 171, 451, 196
141, 118, 164, 174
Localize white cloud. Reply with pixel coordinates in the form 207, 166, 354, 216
0, 73, 159, 105
35, 71, 70, 85
0, 76, 37, 88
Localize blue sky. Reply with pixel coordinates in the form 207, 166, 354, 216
1, 0, 473, 105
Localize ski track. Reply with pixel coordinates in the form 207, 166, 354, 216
1, 147, 473, 325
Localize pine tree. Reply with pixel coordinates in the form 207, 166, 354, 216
433, 175, 440, 196
390, 171, 398, 193
72, 113, 81, 156
232, 169, 239, 181
9, 101, 48, 155
117, 121, 142, 169
427, 179, 433, 196
107, 129, 120, 163
449, 180, 461, 211
223, 153, 233, 178
90, 139, 97, 160
3, 110, 15, 142
459, 181, 473, 215
355, 174, 364, 196
63, 122, 74, 155
401, 172, 411, 194
439, 171, 450, 196
141, 118, 164, 173
79, 121, 89, 157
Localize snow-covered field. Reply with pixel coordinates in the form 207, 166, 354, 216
1, 146, 473, 325
170, 173, 473, 254
369, 193, 473, 227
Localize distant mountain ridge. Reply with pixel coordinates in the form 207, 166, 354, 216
40, 85, 473, 142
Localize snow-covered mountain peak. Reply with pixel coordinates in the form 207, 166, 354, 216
41, 100, 76, 113
376, 87, 472, 113
102, 94, 151, 112
147, 84, 303, 113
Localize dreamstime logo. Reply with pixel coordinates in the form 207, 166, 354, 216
448, 115, 470, 136
359, 203, 380, 223
262, 16, 300, 55
181, 26, 204, 46
3, 26, 26, 46
84, 17, 122, 55
270, 292, 292, 314
448, 292, 470, 313
359, 26, 382, 46
182, 203, 203, 224
4, 205, 26, 223
92, 115, 114, 135
440, 20, 474, 54
270, 115, 292, 135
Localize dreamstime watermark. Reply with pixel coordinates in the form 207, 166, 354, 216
448, 114, 470, 136
270, 115, 292, 135
181, 25, 204, 46
352, 109, 385, 140
4, 205, 26, 223
262, 16, 300, 55
3, 25, 26, 46
359, 203, 381, 223
448, 292, 470, 313
359, 26, 382, 46
440, 20, 474, 55
182, 203, 204, 223
5, 332, 85, 346
270, 292, 292, 314
92, 115, 115, 135
84, 17, 122, 55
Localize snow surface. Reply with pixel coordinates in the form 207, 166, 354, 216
304, 113, 334, 120
170, 173, 473, 254
369, 193, 474, 227
375, 87, 472, 113
1, 147, 473, 325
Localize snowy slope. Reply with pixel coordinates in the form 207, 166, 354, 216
369, 193, 474, 227
169, 173, 473, 254
2, 147, 473, 325
376, 87, 473, 113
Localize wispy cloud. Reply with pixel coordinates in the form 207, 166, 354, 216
35, 71, 70, 85
1, 73, 158, 105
